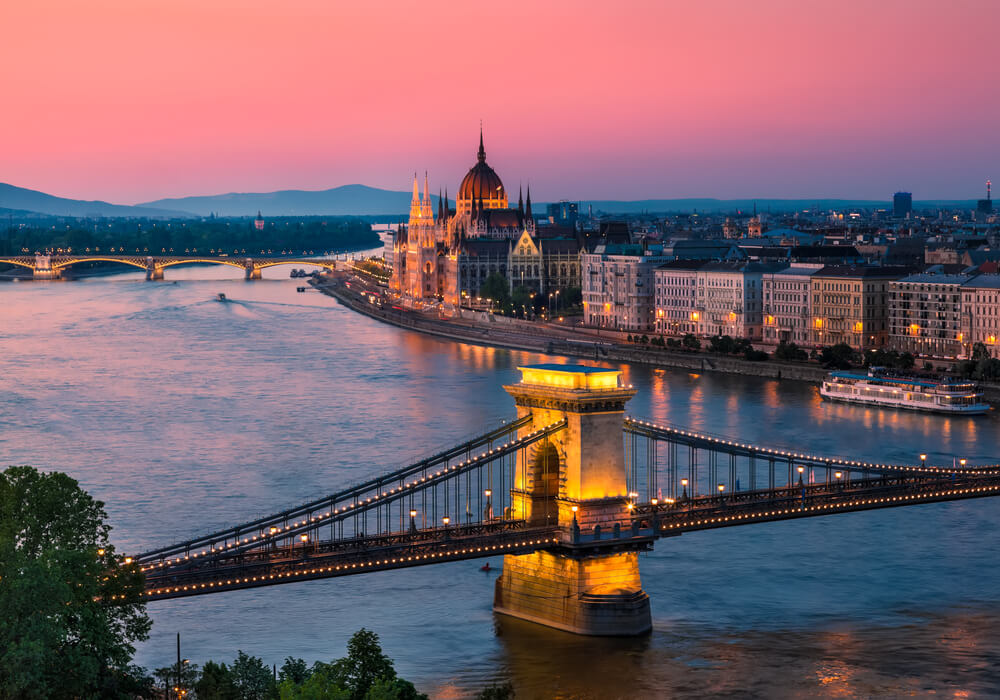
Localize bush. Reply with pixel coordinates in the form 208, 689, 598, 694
774, 341, 809, 362
744, 348, 769, 361
682, 334, 701, 350
819, 343, 858, 369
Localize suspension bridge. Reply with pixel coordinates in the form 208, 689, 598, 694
132, 364, 1000, 636
0, 253, 338, 280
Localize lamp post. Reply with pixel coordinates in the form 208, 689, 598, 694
484, 489, 493, 520
409, 509, 417, 534
680, 478, 688, 500
797, 465, 804, 487
717, 483, 725, 503
920, 453, 927, 469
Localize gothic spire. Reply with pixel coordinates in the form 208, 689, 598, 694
423, 171, 431, 207
437, 188, 443, 221
525, 185, 533, 222
518, 185, 524, 216
411, 172, 419, 205
477, 124, 486, 163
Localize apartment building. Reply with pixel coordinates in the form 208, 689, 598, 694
653, 260, 703, 335
888, 273, 972, 357
582, 244, 670, 331
761, 264, 823, 345
810, 266, 911, 349
960, 275, 1000, 358
693, 262, 784, 340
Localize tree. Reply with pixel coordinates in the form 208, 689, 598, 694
278, 662, 349, 700
231, 651, 275, 700
195, 660, 240, 700
682, 334, 701, 350
479, 273, 511, 313
279, 657, 311, 685
774, 341, 808, 362
476, 682, 515, 700
0, 466, 151, 699
364, 678, 427, 700
819, 343, 857, 369
340, 629, 396, 700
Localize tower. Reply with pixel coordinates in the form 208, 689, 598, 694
493, 365, 652, 636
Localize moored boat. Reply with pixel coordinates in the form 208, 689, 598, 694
820, 367, 990, 414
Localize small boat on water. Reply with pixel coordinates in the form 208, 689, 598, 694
820, 367, 990, 415
216, 292, 227, 302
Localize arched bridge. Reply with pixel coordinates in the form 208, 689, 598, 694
0, 254, 340, 280
130, 365, 1000, 637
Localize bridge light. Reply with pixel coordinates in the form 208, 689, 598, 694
717, 484, 725, 493
651, 498, 658, 506
484, 489, 492, 497
300, 534, 308, 543
269, 527, 277, 535
123, 557, 132, 565
681, 479, 688, 487
442, 516, 450, 526
835, 472, 842, 479
410, 510, 417, 518
960, 459, 967, 467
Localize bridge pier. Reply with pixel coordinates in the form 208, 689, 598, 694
32, 254, 61, 279
494, 365, 652, 636
245, 262, 262, 280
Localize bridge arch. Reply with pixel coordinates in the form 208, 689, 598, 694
154, 258, 248, 271
51, 257, 149, 272
253, 260, 338, 272
0, 258, 36, 271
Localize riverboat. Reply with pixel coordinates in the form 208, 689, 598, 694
820, 368, 990, 414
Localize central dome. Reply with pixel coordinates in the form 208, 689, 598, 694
457, 131, 507, 212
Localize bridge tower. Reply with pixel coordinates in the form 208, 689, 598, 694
494, 365, 652, 636
33, 254, 61, 280
245, 258, 261, 280
145, 257, 164, 281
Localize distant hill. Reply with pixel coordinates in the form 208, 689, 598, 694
140, 184, 445, 217
0, 183, 189, 218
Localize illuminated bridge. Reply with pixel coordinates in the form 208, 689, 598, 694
132, 365, 1000, 636
0, 253, 339, 280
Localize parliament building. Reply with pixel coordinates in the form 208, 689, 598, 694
390, 131, 582, 307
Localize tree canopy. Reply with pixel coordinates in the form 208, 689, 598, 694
0, 465, 151, 699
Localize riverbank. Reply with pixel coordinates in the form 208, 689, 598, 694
312, 274, 830, 385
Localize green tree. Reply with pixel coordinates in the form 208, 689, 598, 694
476, 682, 515, 700
231, 651, 275, 700
278, 662, 349, 700
339, 629, 396, 700
819, 343, 857, 369
682, 333, 701, 350
195, 660, 240, 700
0, 466, 151, 699
774, 341, 808, 362
479, 273, 511, 313
364, 678, 427, 700
510, 286, 534, 318
279, 657, 311, 685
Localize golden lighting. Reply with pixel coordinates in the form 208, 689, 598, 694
814, 318, 823, 328
518, 365, 621, 390
988, 335, 997, 345
853, 321, 863, 332
957, 333, 964, 342
690, 311, 699, 321
910, 323, 920, 336
766, 315, 774, 325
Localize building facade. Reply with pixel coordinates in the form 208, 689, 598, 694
391, 131, 581, 308
582, 245, 670, 331
888, 273, 970, 357
960, 276, 1000, 359
653, 260, 703, 335
761, 264, 823, 345
809, 266, 910, 349
692, 262, 780, 340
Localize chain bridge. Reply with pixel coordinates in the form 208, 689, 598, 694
132, 364, 1000, 636
0, 253, 339, 280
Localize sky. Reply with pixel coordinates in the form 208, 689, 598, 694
2, 0, 998, 203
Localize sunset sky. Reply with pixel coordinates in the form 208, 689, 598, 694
3, 0, 997, 203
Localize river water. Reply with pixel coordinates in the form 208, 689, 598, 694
3, 261, 1000, 698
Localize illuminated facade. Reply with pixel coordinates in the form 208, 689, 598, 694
761, 264, 823, 345
960, 275, 1000, 359
888, 273, 971, 358
391, 131, 538, 306
810, 266, 910, 349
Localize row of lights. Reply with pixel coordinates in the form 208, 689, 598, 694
626, 418, 982, 477
141, 421, 566, 570
144, 537, 559, 597
660, 483, 1000, 531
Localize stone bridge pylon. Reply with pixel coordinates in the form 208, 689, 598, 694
494, 365, 652, 636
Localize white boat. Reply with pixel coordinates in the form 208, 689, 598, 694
820, 368, 990, 415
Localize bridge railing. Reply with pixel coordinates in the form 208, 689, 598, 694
138, 417, 568, 575
622, 417, 999, 507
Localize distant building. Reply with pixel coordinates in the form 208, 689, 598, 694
810, 266, 911, 349
888, 272, 974, 357
546, 201, 578, 229
254, 211, 265, 231
761, 264, 824, 345
653, 260, 704, 335
961, 275, 1000, 358
582, 244, 670, 331
893, 192, 912, 218
977, 180, 993, 218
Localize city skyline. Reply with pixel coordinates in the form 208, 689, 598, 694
3, 0, 997, 204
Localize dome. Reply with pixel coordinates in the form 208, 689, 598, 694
457, 132, 506, 206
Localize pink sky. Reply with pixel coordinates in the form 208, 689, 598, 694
2, 0, 997, 203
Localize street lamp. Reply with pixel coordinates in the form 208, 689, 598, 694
484, 489, 493, 520
680, 478, 688, 500
797, 465, 805, 487
960, 458, 967, 468
920, 453, 927, 469
409, 509, 417, 533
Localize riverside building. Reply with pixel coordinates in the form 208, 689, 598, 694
761, 264, 823, 345
582, 244, 671, 331
888, 272, 972, 358
390, 130, 581, 307
809, 266, 911, 350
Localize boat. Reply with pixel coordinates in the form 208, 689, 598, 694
820, 367, 990, 415
216, 293, 227, 302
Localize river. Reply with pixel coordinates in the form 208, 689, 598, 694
2, 260, 999, 698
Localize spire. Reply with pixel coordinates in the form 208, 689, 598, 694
525, 185, 533, 222
477, 124, 486, 163
437, 188, 443, 221
411, 172, 419, 205
518, 186, 524, 216
423, 171, 431, 206
443, 188, 449, 218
